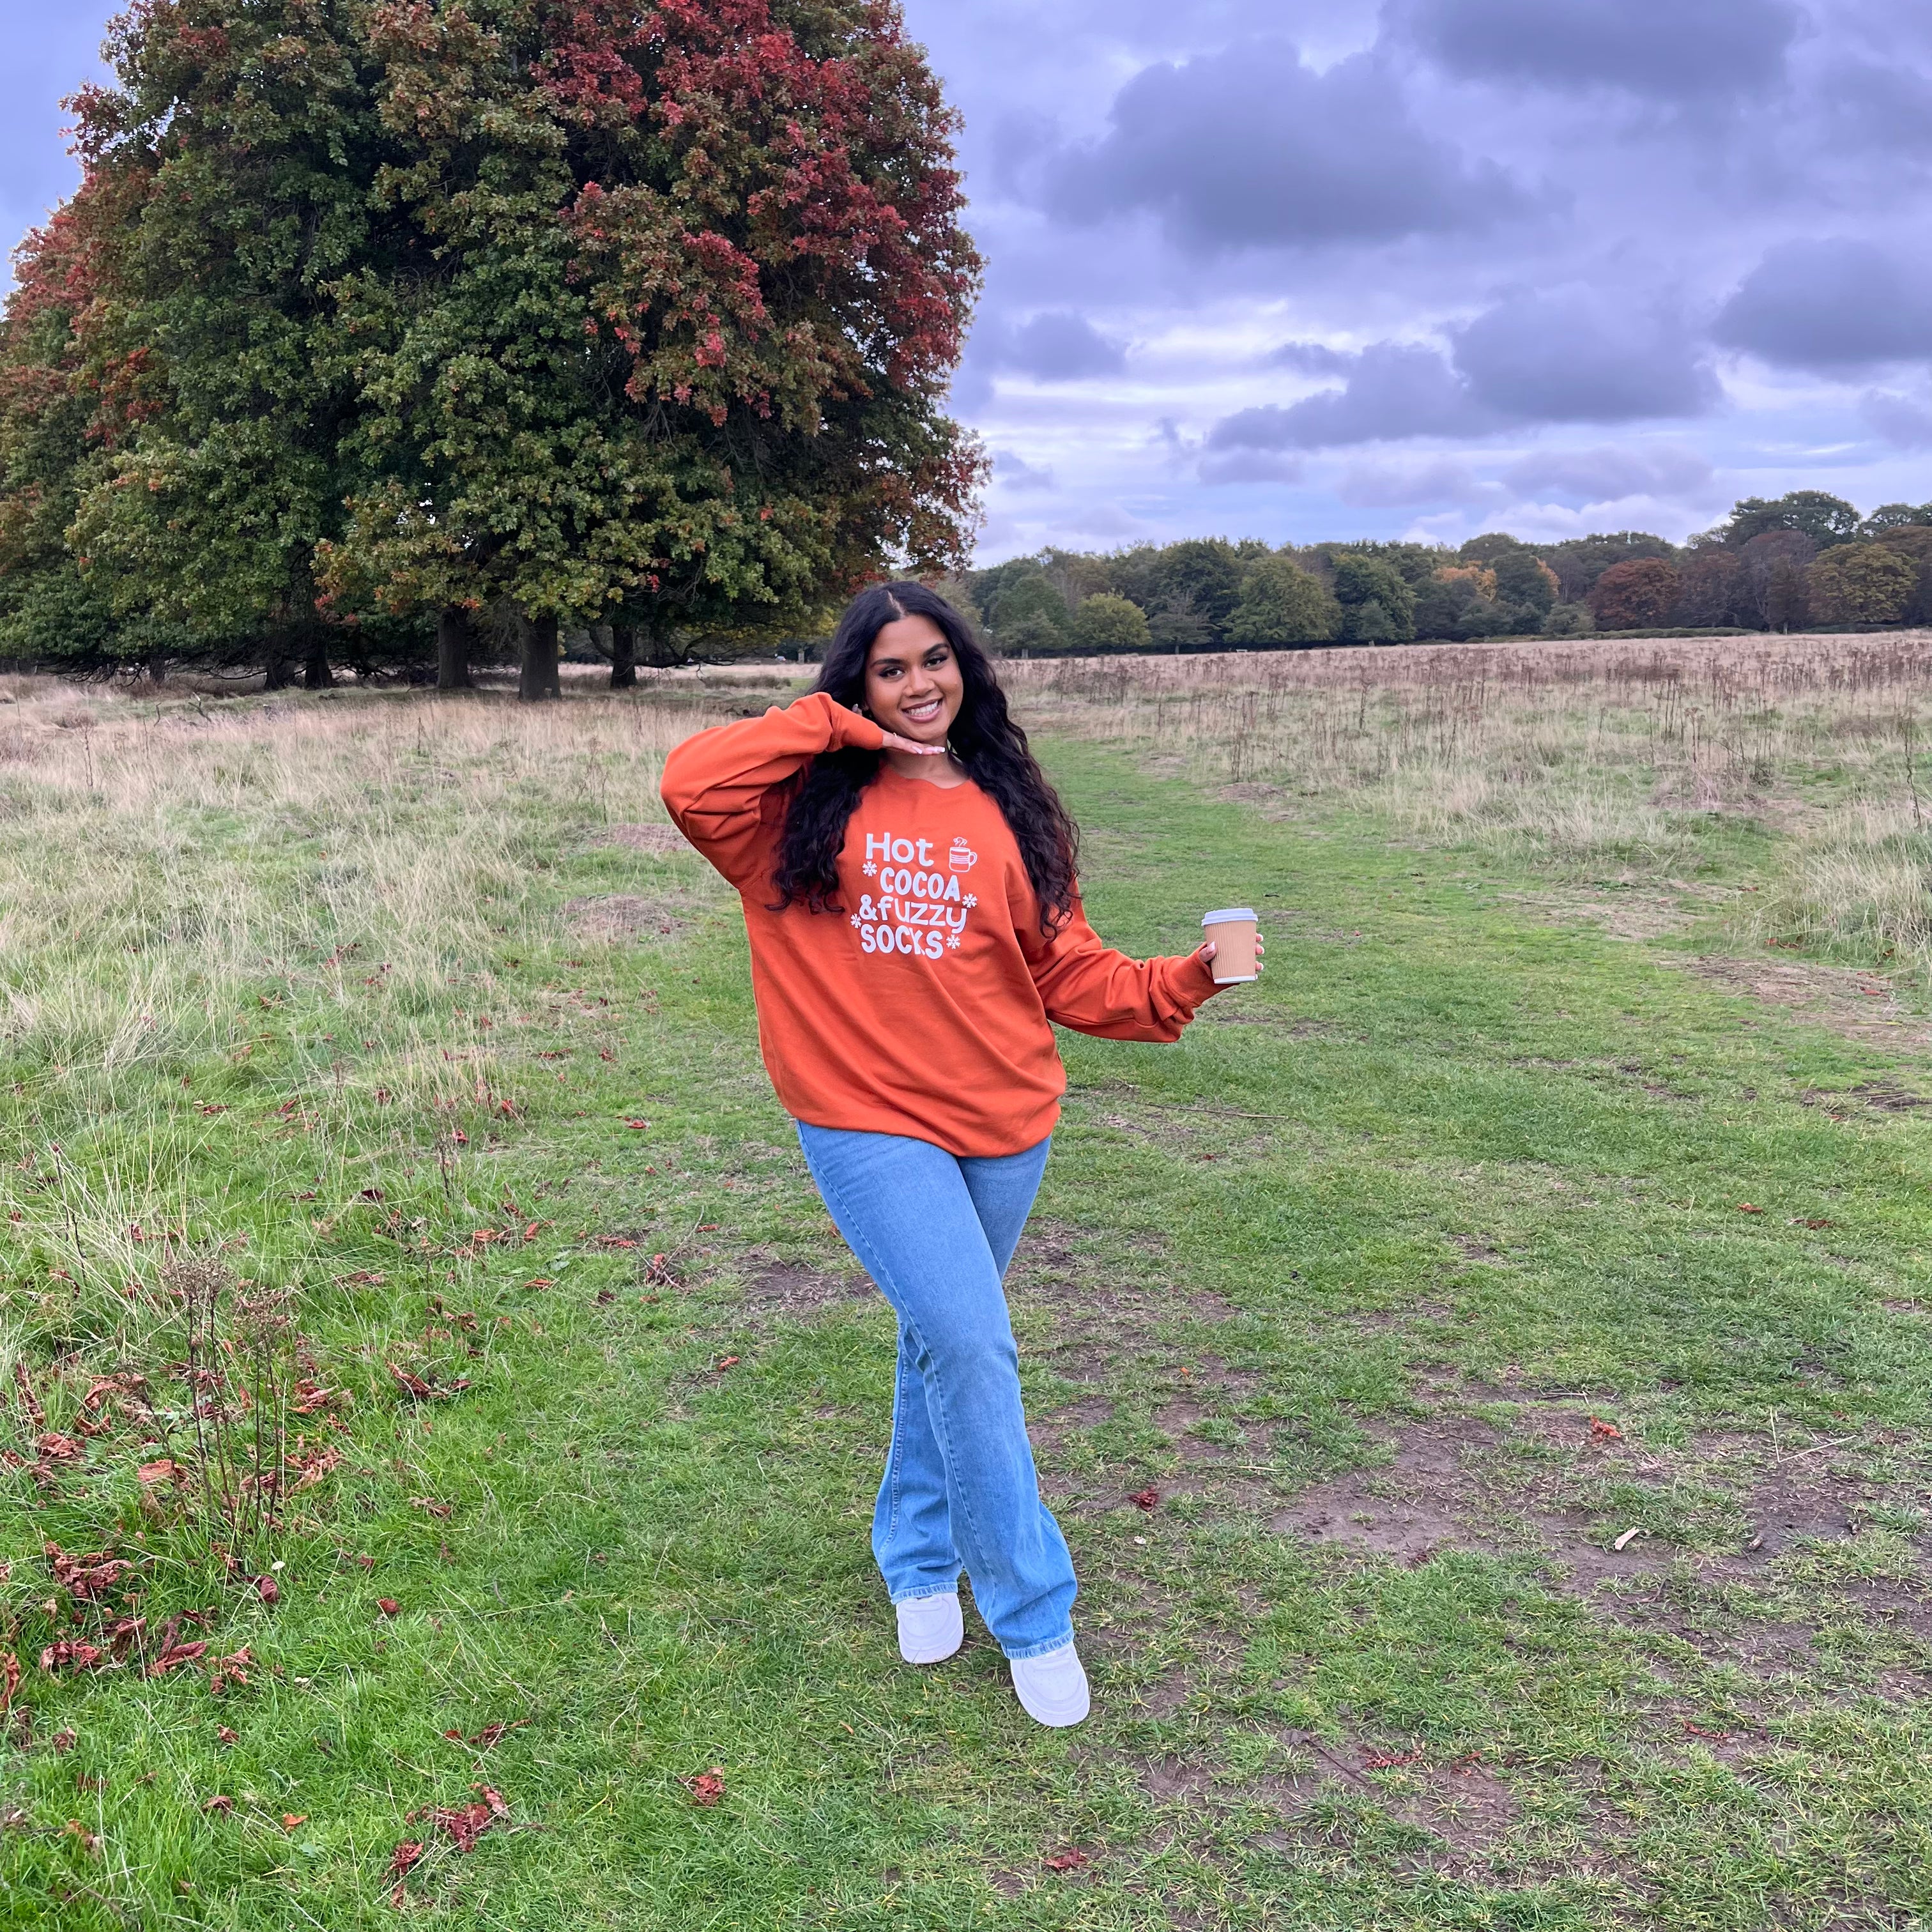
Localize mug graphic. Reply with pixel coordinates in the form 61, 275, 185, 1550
947, 838, 977, 872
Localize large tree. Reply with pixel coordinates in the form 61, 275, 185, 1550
1874, 526, 1932, 625
1147, 539, 1245, 644
0, 169, 146, 670
1330, 551, 1415, 643
1068, 591, 1149, 654
1739, 530, 1817, 630
1225, 555, 1337, 645
1588, 557, 1680, 631
3, 0, 980, 689
1673, 546, 1744, 627
1719, 491, 1861, 549
57, 0, 395, 687
317, 0, 983, 696
1808, 543, 1919, 627
1542, 531, 1675, 604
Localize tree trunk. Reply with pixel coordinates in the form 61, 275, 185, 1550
517, 613, 562, 702
303, 635, 334, 689
146, 648, 166, 687
263, 640, 294, 690
610, 624, 638, 689
436, 606, 473, 690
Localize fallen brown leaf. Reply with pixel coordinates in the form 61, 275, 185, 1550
146, 1639, 210, 1679
1043, 1847, 1091, 1871
40, 1640, 105, 1676
683, 1766, 725, 1807
203, 1794, 234, 1815
46, 1544, 134, 1600
208, 1646, 252, 1694
1128, 1487, 1159, 1511
466, 1719, 527, 1748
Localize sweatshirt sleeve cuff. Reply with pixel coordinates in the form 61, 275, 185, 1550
1177, 947, 1223, 1004
829, 701, 887, 751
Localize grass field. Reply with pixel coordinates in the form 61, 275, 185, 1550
3, 636, 1930, 1929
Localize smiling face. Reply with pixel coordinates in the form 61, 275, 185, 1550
862, 612, 965, 745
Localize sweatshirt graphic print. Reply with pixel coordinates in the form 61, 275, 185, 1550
853, 828, 978, 960
660, 693, 1220, 1156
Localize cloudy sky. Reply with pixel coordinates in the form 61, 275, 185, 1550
6, 3, 1931, 559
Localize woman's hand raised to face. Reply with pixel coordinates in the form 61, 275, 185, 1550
879, 729, 948, 756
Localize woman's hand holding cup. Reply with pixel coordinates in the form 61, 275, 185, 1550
1198, 907, 1262, 983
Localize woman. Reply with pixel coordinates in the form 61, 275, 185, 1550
661, 581, 1253, 1728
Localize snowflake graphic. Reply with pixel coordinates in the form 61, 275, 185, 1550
850, 914, 862, 927
962, 893, 977, 908
861, 861, 877, 877
946, 932, 962, 949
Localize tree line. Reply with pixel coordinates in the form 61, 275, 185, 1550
964, 490, 1932, 656
0, 0, 981, 694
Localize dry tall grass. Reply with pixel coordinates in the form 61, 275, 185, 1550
1004, 632, 1932, 977
0, 680, 727, 1387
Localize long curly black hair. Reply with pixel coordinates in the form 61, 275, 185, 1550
771, 581, 1080, 937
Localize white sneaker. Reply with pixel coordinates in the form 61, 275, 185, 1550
1010, 1641, 1091, 1727
896, 1592, 964, 1664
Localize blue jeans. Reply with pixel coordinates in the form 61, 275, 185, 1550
795, 1123, 1077, 1660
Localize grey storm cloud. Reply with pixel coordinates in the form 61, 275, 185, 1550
1208, 344, 1502, 453
1388, 0, 1804, 100
1453, 291, 1719, 420
1199, 449, 1307, 487
1859, 389, 1932, 450
977, 310, 1128, 381
951, 308, 1125, 409
1336, 458, 1494, 508
1500, 445, 1715, 504
1815, 56, 1932, 161
1043, 40, 1533, 253
1264, 341, 1357, 376
992, 448, 1058, 492
1713, 239, 1932, 372
1207, 295, 1715, 456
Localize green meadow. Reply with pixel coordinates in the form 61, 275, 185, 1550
2, 643, 1929, 1929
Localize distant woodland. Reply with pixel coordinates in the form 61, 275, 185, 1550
961, 491, 1932, 656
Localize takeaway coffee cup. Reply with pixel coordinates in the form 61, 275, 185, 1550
1201, 907, 1259, 983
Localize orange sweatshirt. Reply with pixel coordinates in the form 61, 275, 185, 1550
660, 693, 1220, 1155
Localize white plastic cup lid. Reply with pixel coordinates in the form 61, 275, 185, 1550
1201, 907, 1258, 925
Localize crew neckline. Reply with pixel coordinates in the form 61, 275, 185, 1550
877, 759, 974, 793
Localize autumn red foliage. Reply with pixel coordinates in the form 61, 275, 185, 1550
1586, 557, 1682, 631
